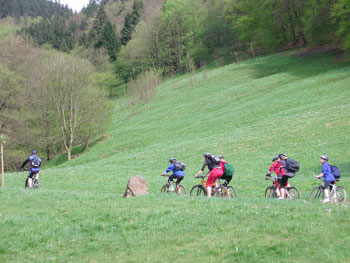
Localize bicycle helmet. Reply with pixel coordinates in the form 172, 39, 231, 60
320, 155, 328, 161
31, 150, 37, 155
278, 153, 286, 159
169, 158, 176, 163
218, 155, 224, 160
203, 153, 211, 158
272, 155, 279, 162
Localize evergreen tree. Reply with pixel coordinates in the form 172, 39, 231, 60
120, 0, 144, 45
0, 0, 72, 19
96, 21, 121, 61
88, 6, 108, 45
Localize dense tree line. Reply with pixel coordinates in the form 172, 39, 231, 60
115, 0, 350, 83
0, 0, 72, 19
7, 0, 350, 84
0, 37, 111, 170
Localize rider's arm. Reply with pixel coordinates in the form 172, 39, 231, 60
21, 158, 29, 169
315, 173, 324, 179
195, 162, 207, 177
163, 164, 174, 175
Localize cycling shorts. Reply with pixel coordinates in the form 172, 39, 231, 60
280, 176, 289, 188
169, 174, 184, 184
28, 168, 40, 178
206, 167, 223, 187
323, 180, 334, 190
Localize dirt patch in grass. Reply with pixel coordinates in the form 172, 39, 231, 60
292, 45, 344, 59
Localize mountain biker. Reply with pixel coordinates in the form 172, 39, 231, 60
314, 155, 335, 203
278, 153, 294, 199
218, 155, 232, 187
21, 150, 41, 188
265, 155, 282, 198
162, 158, 185, 192
195, 153, 223, 197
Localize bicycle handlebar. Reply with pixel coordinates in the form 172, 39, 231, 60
265, 176, 277, 181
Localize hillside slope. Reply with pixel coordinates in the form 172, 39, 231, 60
51, 51, 350, 190
1, 52, 350, 262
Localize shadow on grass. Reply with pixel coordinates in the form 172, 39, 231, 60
43, 136, 107, 168
249, 51, 350, 80
338, 162, 350, 178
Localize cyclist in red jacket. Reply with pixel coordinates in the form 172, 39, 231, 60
278, 153, 293, 199
265, 155, 282, 198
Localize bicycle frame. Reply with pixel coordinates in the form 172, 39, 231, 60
161, 174, 184, 194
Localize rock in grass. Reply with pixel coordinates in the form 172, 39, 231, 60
123, 175, 148, 198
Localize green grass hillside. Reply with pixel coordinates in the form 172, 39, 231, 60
1, 52, 350, 262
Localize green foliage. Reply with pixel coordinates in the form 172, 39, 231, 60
81, 0, 99, 17
22, 16, 76, 52
1, 52, 350, 262
0, 0, 72, 19
96, 20, 120, 61
120, 0, 144, 45
332, 0, 350, 53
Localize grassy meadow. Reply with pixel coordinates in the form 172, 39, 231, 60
1, 51, 350, 262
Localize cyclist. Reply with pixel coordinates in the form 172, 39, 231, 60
218, 155, 232, 187
265, 155, 282, 198
162, 158, 185, 192
314, 155, 335, 203
278, 153, 294, 199
21, 150, 41, 188
195, 153, 223, 197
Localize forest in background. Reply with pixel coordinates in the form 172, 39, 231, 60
0, 0, 350, 170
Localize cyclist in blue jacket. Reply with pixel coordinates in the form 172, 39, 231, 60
162, 158, 185, 191
21, 150, 41, 188
315, 155, 335, 203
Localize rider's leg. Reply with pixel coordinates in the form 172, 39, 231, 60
323, 181, 331, 202
168, 175, 175, 191
275, 179, 281, 197
27, 171, 34, 188
207, 186, 212, 197
215, 178, 220, 188
206, 168, 223, 197
33, 172, 39, 186
280, 176, 288, 199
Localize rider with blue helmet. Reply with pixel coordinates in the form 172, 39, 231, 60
21, 150, 41, 188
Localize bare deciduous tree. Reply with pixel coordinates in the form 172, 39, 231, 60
41, 53, 99, 160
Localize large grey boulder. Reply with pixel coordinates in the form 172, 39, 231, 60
123, 175, 148, 198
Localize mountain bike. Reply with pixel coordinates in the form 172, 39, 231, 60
160, 175, 186, 195
308, 179, 346, 204
24, 169, 40, 189
265, 176, 300, 199
190, 176, 237, 198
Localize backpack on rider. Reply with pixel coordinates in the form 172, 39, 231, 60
174, 161, 186, 171
31, 156, 41, 168
330, 165, 341, 180
208, 154, 221, 165
223, 162, 235, 177
285, 158, 299, 173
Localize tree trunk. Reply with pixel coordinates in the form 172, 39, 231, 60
1, 143, 4, 188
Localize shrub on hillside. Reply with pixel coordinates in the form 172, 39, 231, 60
127, 69, 162, 108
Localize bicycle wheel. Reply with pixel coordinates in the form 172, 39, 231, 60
265, 186, 276, 198
25, 178, 29, 189
176, 185, 186, 195
308, 186, 323, 203
190, 185, 207, 196
161, 184, 169, 193
212, 185, 226, 197
286, 187, 300, 200
33, 179, 40, 188
334, 186, 346, 204
225, 186, 237, 198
